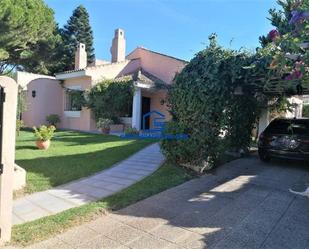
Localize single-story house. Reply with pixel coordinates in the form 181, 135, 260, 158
17, 29, 187, 132
16, 28, 304, 134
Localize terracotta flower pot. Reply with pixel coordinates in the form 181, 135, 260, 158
36, 140, 50, 150
101, 128, 110, 134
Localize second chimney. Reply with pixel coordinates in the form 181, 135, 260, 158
75, 43, 87, 70
110, 29, 126, 63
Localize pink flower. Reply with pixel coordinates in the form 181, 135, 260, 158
285, 70, 303, 81
268, 29, 280, 42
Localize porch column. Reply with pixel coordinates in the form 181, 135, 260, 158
258, 108, 270, 136
132, 87, 141, 130
0, 77, 17, 244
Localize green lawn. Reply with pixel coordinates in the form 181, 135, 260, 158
11, 163, 196, 246
15, 130, 153, 194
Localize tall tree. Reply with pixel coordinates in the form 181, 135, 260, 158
60, 5, 95, 71
0, 0, 57, 75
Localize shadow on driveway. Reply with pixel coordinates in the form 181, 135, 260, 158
24, 155, 309, 249
110, 155, 309, 249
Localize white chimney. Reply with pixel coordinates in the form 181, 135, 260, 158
75, 43, 87, 70
110, 29, 126, 63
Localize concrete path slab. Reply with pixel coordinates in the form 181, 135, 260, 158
12, 143, 164, 225
19, 155, 309, 249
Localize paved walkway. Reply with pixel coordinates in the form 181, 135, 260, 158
19, 155, 309, 249
13, 143, 164, 225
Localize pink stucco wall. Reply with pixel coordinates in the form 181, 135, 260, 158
127, 47, 186, 84
142, 90, 171, 129
21, 47, 186, 132
61, 76, 94, 131
15, 71, 55, 89
23, 78, 63, 128
0, 76, 17, 243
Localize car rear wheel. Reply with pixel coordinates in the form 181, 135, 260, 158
258, 149, 271, 162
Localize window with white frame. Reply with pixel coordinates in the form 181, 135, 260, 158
64, 88, 83, 111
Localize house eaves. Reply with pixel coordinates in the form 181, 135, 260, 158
55, 69, 88, 80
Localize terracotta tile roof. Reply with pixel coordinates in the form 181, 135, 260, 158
54, 68, 85, 75
54, 59, 139, 76
115, 68, 166, 87
127, 47, 189, 63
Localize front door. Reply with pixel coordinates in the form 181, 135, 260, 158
141, 97, 151, 130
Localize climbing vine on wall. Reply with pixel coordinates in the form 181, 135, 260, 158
161, 35, 263, 169
86, 78, 134, 121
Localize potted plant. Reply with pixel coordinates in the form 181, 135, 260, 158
33, 125, 56, 150
97, 118, 113, 134
46, 114, 61, 128
110, 116, 124, 133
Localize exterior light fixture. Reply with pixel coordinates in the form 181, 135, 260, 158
32, 90, 36, 98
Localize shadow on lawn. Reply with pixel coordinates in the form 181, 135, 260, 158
109, 155, 309, 249
54, 132, 120, 144
16, 142, 152, 193
15, 145, 37, 150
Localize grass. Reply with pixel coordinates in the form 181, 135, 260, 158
11, 162, 196, 246
15, 130, 153, 194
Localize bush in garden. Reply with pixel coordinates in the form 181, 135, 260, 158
124, 127, 139, 135
86, 78, 134, 121
160, 121, 192, 163
96, 118, 113, 129
161, 35, 260, 170
46, 114, 61, 127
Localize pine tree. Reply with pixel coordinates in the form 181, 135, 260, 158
0, 0, 57, 75
61, 5, 95, 71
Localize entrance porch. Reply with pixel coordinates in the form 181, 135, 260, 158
132, 85, 169, 131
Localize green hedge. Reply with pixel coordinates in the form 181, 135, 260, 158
86, 78, 134, 121
161, 35, 260, 170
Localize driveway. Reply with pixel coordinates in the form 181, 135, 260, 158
24, 156, 309, 249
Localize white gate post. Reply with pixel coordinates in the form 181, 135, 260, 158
0, 76, 17, 244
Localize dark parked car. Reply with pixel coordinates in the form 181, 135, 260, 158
258, 118, 309, 162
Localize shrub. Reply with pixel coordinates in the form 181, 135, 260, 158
86, 79, 134, 121
33, 125, 56, 141
111, 116, 122, 124
16, 119, 24, 136
124, 127, 139, 135
160, 121, 190, 163
96, 118, 113, 129
46, 114, 60, 126
162, 35, 260, 170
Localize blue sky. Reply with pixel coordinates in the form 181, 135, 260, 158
45, 0, 278, 61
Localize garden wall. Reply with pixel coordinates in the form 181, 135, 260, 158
23, 78, 63, 128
